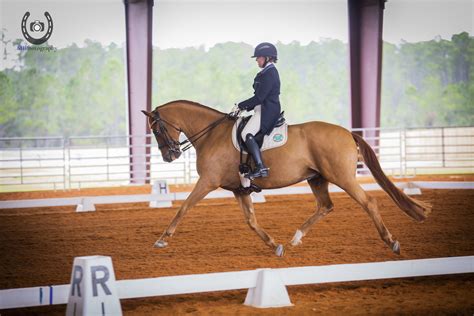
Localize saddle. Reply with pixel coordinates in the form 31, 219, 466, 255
232, 112, 288, 154
232, 112, 288, 195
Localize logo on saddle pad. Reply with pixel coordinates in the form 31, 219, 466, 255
231, 118, 288, 153
273, 133, 284, 142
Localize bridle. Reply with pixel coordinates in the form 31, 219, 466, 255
149, 111, 182, 157
149, 110, 232, 155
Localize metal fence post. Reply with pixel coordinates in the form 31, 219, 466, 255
441, 127, 446, 168
106, 137, 110, 182
19, 139, 23, 184
398, 128, 403, 178
66, 137, 71, 190
402, 128, 406, 178
185, 151, 189, 184
62, 137, 66, 191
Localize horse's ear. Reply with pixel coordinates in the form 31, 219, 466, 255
141, 110, 154, 118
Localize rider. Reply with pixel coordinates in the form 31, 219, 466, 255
237, 42, 281, 179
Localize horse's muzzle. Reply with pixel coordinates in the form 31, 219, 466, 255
163, 152, 173, 163
163, 150, 181, 163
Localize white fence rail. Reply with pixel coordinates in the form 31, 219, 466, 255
1, 127, 473, 192
1, 181, 472, 211
0, 256, 473, 310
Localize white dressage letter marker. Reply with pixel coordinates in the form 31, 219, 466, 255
76, 198, 96, 212
244, 269, 292, 308
250, 192, 266, 203
403, 187, 422, 195
66, 256, 122, 316
150, 180, 172, 208
403, 182, 422, 195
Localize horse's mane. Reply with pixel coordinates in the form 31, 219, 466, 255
158, 100, 226, 116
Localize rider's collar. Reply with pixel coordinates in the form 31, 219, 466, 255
259, 62, 274, 74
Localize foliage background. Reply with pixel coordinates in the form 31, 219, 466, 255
0, 32, 472, 137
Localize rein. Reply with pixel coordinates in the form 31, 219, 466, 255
150, 110, 232, 153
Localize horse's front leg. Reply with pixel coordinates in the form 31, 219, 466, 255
234, 192, 284, 257
154, 178, 216, 248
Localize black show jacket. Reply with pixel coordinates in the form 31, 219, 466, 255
238, 63, 281, 135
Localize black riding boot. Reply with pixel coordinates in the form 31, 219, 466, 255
245, 134, 269, 179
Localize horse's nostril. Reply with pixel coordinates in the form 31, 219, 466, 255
166, 152, 173, 162
163, 154, 171, 163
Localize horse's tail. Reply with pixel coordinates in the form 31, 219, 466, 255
352, 132, 432, 222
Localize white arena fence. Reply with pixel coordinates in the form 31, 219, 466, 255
0, 255, 473, 312
1, 181, 472, 212
0, 126, 473, 192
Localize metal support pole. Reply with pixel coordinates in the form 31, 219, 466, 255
124, 0, 154, 184
348, 0, 385, 150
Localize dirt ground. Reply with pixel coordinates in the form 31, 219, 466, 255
0, 176, 473, 315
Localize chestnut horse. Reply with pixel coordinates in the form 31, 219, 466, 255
142, 100, 431, 257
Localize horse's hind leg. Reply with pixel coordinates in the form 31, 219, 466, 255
290, 176, 334, 247
234, 193, 284, 257
341, 180, 400, 254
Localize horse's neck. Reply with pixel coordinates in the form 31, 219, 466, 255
163, 102, 225, 144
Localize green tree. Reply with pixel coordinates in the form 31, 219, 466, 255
0, 32, 472, 140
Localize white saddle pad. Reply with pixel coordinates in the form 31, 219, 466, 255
232, 117, 288, 154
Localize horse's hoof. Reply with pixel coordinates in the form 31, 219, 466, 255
392, 240, 400, 255
275, 244, 285, 257
154, 240, 168, 248
290, 230, 303, 246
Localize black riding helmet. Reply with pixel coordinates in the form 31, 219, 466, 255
251, 42, 278, 59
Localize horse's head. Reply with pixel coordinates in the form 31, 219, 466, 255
142, 109, 182, 163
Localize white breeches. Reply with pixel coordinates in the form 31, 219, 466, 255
241, 105, 262, 139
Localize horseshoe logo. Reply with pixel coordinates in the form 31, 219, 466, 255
21, 11, 53, 45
